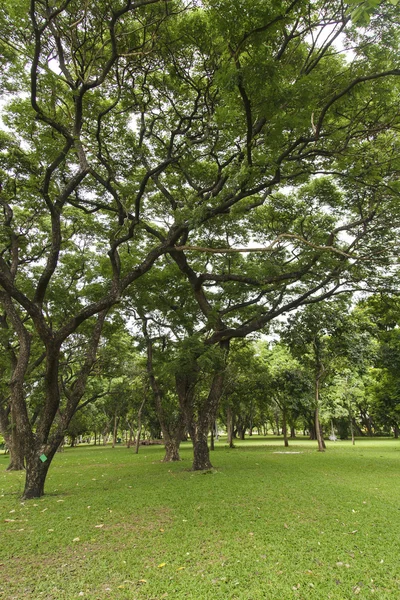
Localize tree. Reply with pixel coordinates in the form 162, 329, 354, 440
258, 343, 311, 447
1, 0, 400, 495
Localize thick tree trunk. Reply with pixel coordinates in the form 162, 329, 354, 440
393, 424, 399, 439
290, 426, 296, 439
142, 319, 183, 462
22, 449, 53, 500
163, 438, 181, 461
191, 434, 212, 470
176, 340, 229, 471
5, 407, 25, 470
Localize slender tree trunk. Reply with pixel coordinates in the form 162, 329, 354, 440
315, 406, 324, 452
314, 368, 326, 452
393, 424, 399, 439
226, 405, 234, 448
350, 418, 355, 445
290, 426, 296, 439
127, 424, 134, 448
135, 408, 143, 455
282, 407, 289, 448
112, 414, 119, 448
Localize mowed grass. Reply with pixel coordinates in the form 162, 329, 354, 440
1, 438, 400, 600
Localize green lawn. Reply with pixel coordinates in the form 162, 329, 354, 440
1, 437, 400, 599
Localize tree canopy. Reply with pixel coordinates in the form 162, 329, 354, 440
1, 0, 400, 497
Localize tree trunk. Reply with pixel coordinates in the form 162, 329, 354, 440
142, 318, 183, 462
135, 411, 142, 454
163, 438, 181, 461
227, 405, 234, 448
210, 428, 214, 451
290, 426, 296, 439
315, 409, 326, 452
282, 407, 289, 448
191, 433, 212, 470
127, 424, 134, 448
314, 371, 325, 452
112, 414, 119, 448
22, 449, 53, 500
393, 424, 399, 439
5, 406, 25, 471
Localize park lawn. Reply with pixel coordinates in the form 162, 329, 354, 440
1, 438, 400, 600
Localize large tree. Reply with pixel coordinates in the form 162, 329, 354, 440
1, 0, 400, 494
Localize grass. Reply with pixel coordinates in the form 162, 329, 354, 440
1, 437, 400, 599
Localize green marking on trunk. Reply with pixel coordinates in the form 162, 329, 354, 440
39, 454, 48, 462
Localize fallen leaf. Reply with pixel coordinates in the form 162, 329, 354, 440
94, 524, 104, 528
73, 537, 80, 542
284, 523, 289, 529
138, 579, 147, 584
158, 563, 166, 568
4, 519, 15, 523
177, 567, 185, 571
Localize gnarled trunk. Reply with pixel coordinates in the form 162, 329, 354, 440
1, 406, 25, 471
22, 447, 55, 500
163, 438, 181, 462
191, 433, 212, 470
142, 318, 183, 462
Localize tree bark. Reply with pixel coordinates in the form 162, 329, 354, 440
191, 433, 212, 470
22, 446, 55, 500
163, 439, 181, 461
3, 406, 25, 471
